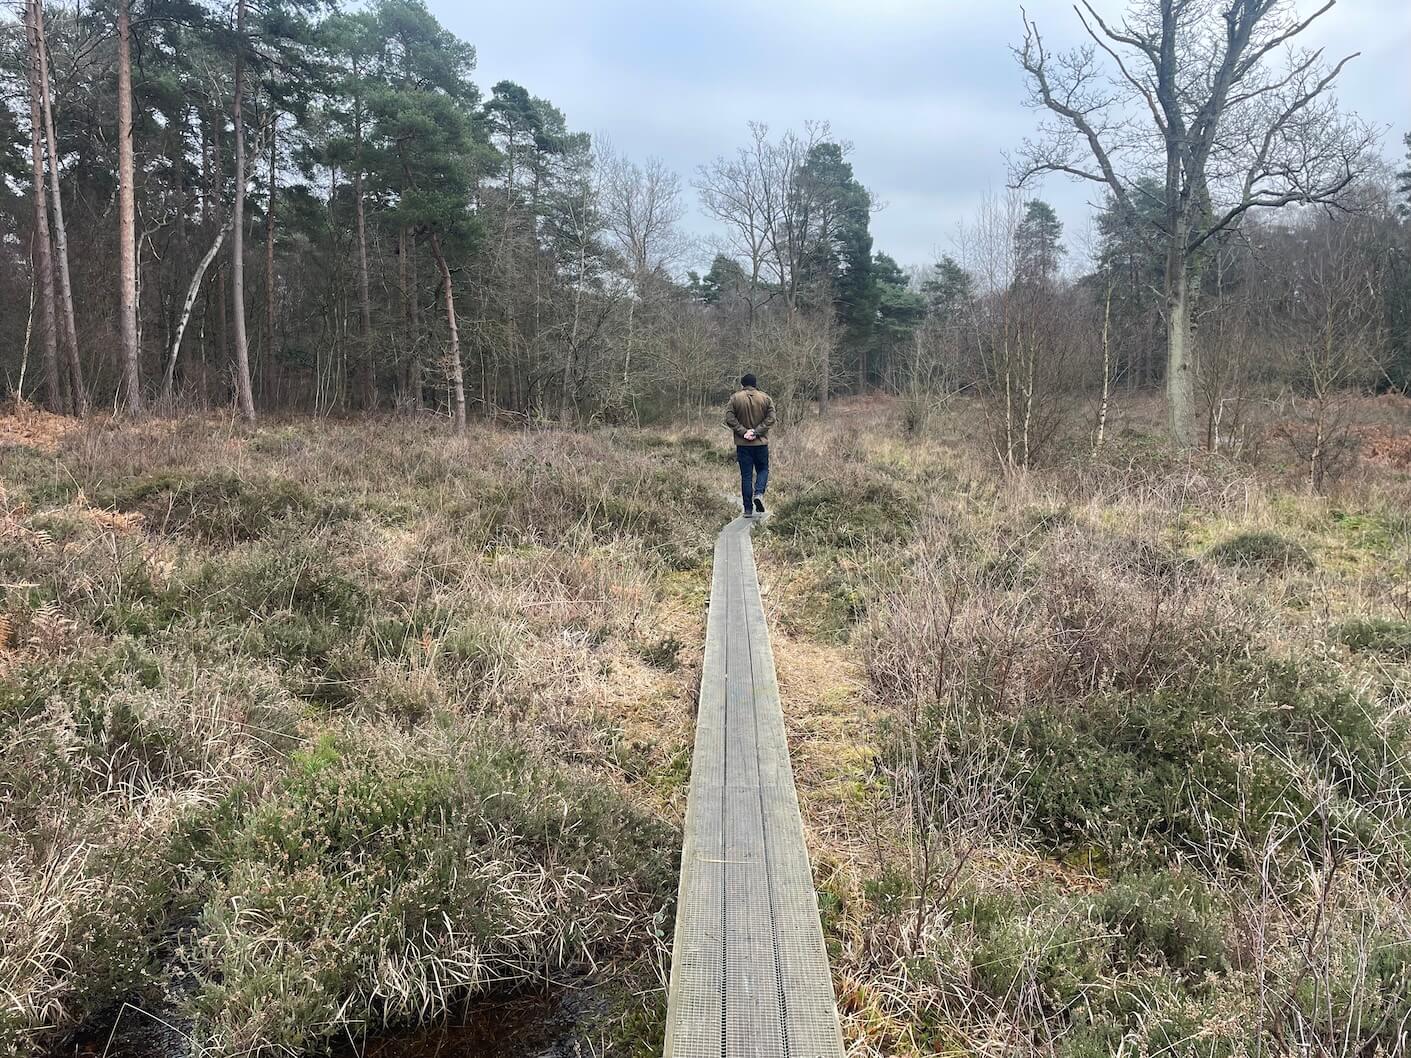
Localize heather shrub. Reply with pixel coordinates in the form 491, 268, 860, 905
192, 724, 674, 1056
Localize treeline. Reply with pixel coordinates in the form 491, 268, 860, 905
914, 173, 1411, 478
0, 0, 919, 425
1, 0, 1409, 448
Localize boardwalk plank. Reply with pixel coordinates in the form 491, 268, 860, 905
664, 517, 845, 1058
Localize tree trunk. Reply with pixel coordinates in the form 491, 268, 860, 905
819, 342, 830, 417
23, 0, 63, 414
213, 114, 229, 402
228, 0, 256, 422
263, 114, 277, 406
116, 0, 141, 413
34, 0, 85, 414
353, 85, 374, 410
400, 226, 423, 409
1164, 243, 1196, 447
166, 212, 235, 404
1095, 278, 1113, 453
429, 233, 466, 431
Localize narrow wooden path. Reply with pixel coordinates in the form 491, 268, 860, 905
663, 517, 846, 1058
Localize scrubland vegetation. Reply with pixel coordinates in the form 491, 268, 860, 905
2, 393, 1410, 1056
0, 409, 726, 1055
6, 0, 1411, 1052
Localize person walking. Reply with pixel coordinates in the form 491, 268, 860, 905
724, 373, 776, 519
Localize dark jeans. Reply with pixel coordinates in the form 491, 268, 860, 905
736, 445, 769, 511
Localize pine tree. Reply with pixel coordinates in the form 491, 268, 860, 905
1014, 199, 1064, 286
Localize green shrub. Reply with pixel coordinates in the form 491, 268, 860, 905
100, 470, 348, 544
912, 655, 1409, 870
439, 615, 519, 696
1205, 530, 1313, 573
188, 547, 370, 702
1337, 616, 1411, 660
1289, 919, 1411, 1053
1090, 872, 1228, 976
473, 462, 725, 569
191, 727, 675, 1056
634, 634, 683, 671
932, 874, 1235, 1053
769, 478, 919, 553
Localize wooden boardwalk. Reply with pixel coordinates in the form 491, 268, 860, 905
663, 517, 846, 1058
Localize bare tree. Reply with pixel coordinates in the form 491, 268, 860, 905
33, 0, 84, 414
116, 0, 141, 413
1271, 210, 1385, 489
598, 146, 686, 398
599, 147, 686, 282
352, 72, 375, 411
1195, 238, 1260, 452
398, 226, 424, 410
697, 122, 855, 415
228, 0, 256, 422
697, 129, 776, 331
429, 233, 467, 431
755, 121, 830, 313
961, 193, 1078, 470
263, 115, 277, 405
1016, 0, 1374, 446
22, 0, 64, 414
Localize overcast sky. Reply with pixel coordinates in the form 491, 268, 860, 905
434, 0, 1411, 274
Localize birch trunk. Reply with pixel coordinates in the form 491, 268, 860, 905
165, 212, 235, 403
116, 0, 141, 412
1094, 279, 1113, 453
429, 233, 466, 431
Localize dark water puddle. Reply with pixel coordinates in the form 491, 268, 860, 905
330, 989, 579, 1058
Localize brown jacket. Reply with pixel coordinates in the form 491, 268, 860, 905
725, 386, 776, 447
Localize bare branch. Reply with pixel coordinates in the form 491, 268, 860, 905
1015, 11, 1135, 220
1073, 1, 1166, 135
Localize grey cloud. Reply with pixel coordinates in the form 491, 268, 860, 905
445, 0, 1411, 271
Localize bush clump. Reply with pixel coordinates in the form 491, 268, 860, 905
1205, 529, 1314, 573
920, 654, 1408, 869
192, 726, 675, 1056
769, 478, 919, 553
1337, 616, 1411, 659
101, 470, 347, 545
938, 871, 1230, 1051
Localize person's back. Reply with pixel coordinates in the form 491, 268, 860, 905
724, 374, 775, 518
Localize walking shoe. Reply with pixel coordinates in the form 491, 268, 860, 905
743, 508, 754, 519
753, 495, 766, 514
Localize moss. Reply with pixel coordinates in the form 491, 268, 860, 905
1089, 872, 1229, 976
